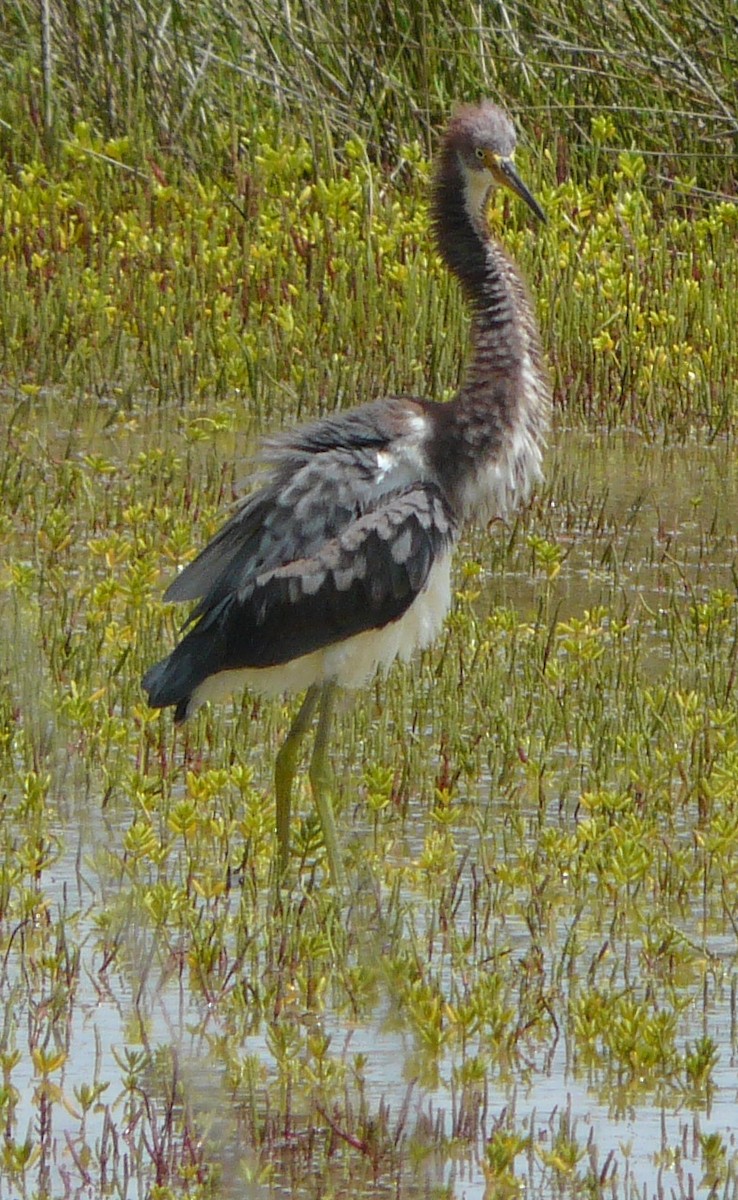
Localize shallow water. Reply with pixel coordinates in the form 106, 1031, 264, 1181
3, 428, 738, 1197
14, 842, 738, 1199
502, 430, 738, 614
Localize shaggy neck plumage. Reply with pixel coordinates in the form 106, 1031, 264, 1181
427, 137, 549, 521
431, 144, 526, 391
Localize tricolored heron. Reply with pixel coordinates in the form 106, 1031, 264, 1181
142, 101, 550, 889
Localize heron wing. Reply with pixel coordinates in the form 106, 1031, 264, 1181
164, 397, 431, 607
143, 483, 457, 710
217, 482, 457, 667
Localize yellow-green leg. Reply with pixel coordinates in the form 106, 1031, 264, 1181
274, 684, 320, 875
308, 682, 346, 892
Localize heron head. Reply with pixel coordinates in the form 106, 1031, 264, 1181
447, 101, 546, 224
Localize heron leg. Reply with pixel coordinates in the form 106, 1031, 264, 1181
274, 684, 320, 875
309, 681, 346, 891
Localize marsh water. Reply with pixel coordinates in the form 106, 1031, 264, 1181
5, 427, 738, 1198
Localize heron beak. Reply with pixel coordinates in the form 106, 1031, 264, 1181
490, 153, 546, 224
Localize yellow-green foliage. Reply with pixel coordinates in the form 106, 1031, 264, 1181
3, 129, 738, 435
1, 124, 446, 417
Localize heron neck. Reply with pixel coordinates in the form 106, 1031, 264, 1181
432, 149, 528, 381
432, 147, 489, 306
429, 147, 549, 519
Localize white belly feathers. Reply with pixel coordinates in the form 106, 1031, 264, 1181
189, 551, 452, 713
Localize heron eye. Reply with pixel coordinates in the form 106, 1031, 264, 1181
475, 147, 485, 161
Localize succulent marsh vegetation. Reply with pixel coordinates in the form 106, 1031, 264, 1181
2, 1, 738, 1196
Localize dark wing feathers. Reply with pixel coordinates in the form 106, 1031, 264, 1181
164, 398, 429, 609
163, 437, 398, 609
143, 484, 457, 712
